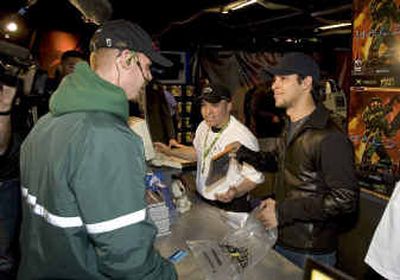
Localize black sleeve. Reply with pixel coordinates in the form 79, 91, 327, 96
0, 132, 22, 181
236, 145, 278, 172
277, 133, 359, 226
319, 134, 359, 217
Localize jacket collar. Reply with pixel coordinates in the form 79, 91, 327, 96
303, 103, 330, 129
284, 103, 330, 146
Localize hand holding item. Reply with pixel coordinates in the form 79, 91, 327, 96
256, 198, 278, 229
224, 141, 242, 154
169, 138, 184, 148
215, 187, 237, 203
154, 142, 171, 155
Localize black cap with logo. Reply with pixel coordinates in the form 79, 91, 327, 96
263, 52, 320, 82
199, 84, 231, 103
90, 19, 172, 67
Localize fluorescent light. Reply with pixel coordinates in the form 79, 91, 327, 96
6, 22, 18, 32
231, 0, 257, 11
317, 22, 352, 31
220, 0, 258, 14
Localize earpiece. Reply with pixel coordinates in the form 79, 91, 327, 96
126, 52, 138, 66
132, 55, 143, 72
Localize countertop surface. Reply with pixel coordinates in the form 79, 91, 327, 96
155, 196, 303, 279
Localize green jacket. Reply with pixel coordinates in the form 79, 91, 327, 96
18, 62, 177, 279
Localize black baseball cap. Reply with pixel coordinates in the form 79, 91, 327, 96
0, 64, 19, 87
90, 19, 172, 67
199, 84, 231, 103
0, 75, 18, 87
263, 52, 320, 82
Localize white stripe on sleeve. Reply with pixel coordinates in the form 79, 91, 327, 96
21, 186, 84, 228
21, 187, 146, 233
85, 208, 147, 234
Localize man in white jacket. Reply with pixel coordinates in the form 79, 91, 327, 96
365, 182, 400, 279
155, 83, 264, 212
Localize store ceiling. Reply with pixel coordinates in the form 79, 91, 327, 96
0, 0, 353, 50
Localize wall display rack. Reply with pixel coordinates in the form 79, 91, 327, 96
164, 84, 196, 145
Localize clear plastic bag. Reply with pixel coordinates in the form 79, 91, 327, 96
187, 208, 277, 279
219, 210, 249, 229
187, 240, 240, 280
220, 209, 278, 273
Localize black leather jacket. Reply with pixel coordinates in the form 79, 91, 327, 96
237, 105, 359, 253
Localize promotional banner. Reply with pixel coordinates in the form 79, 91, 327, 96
352, 0, 400, 87
348, 87, 400, 194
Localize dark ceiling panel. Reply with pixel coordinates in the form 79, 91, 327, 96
0, 0, 353, 50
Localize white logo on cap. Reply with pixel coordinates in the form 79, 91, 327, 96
106, 38, 112, 47
202, 86, 213, 94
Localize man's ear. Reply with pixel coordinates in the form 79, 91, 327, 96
302, 76, 313, 91
227, 101, 233, 112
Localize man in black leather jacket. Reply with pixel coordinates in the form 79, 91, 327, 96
233, 52, 359, 268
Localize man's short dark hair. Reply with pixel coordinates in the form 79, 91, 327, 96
61, 50, 85, 62
296, 74, 321, 103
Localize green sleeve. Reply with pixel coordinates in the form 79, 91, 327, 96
73, 122, 176, 279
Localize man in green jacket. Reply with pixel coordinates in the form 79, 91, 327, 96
18, 20, 176, 279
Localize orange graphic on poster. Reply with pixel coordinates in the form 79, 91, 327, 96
349, 87, 400, 193
352, 0, 400, 74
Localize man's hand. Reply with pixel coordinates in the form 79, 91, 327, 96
154, 142, 170, 155
0, 85, 17, 112
256, 198, 278, 229
169, 138, 184, 148
224, 141, 242, 154
155, 141, 197, 162
215, 187, 237, 203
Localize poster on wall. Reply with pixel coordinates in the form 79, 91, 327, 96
352, 0, 400, 87
348, 87, 400, 195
